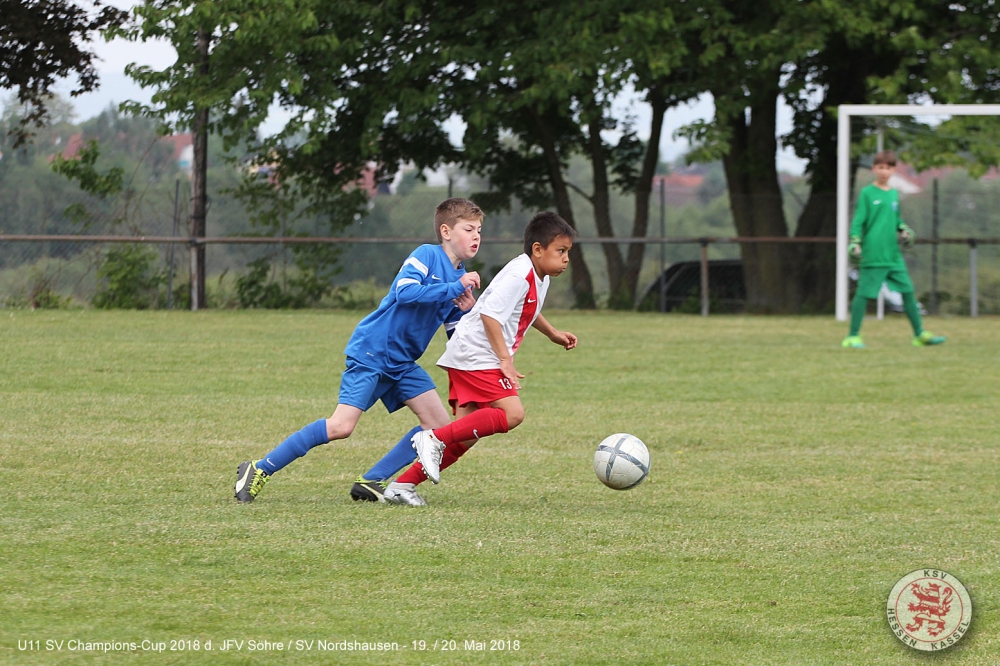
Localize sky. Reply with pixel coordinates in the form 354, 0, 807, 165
52, 18, 808, 175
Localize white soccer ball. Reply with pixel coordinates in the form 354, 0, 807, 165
593, 433, 650, 490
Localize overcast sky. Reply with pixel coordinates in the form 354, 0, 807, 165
51, 13, 807, 175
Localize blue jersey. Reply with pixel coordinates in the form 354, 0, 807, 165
344, 244, 468, 375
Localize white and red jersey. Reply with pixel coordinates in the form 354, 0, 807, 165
437, 253, 549, 371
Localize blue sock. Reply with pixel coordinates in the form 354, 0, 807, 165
362, 425, 421, 481
257, 419, 330, 475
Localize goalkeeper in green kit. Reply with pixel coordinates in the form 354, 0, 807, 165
843, 150, 945, 349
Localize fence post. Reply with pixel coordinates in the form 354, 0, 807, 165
930, 178, 939, 315
969, 238, 978, 318
659, 179, 666, 313
700, 239, 709, 317
167, 179, 180, 310
189, 237, 201, 311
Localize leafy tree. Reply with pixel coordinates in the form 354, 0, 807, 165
0, 94, 93, 260
442, 1, 684, 308
80, 104, 177, 178
110, 0, 368, 308
0, 0, 126, 145
682, 0, 1000, 312
1, 92, 78, 168
432, 1, 706, 309
246, 0, 708, 309
104, 0, 1000, 313
696, 164, 728, 206
51, 139, 124, 215
50, 124, 176, 235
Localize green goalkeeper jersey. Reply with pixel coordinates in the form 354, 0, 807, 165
850, 183, 905, 268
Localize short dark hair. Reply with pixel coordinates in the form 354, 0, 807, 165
873, 150, 897, 167
434, 198, 484, 242
523, 211, 575, 255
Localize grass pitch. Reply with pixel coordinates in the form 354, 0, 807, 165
1, 310, 998, 665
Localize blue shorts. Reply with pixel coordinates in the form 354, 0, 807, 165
338, 360, 436, 414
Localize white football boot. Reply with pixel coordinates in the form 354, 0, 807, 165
410, 429, 445, 484
383, 482, 427, 506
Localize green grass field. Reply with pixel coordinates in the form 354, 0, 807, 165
2, 310, 998, 664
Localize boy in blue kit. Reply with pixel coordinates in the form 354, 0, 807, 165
234, 198, 483, 502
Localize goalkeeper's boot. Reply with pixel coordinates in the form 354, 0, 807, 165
841, 335, 866, 349
914, 331, 946, 346
234, 460, 270, 503
383, 482, 427, 507
411, 429, 445, 484
350, 476, 387, 503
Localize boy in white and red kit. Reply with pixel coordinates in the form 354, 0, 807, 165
384, 211, 579, 506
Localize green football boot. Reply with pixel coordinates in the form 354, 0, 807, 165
841, 335, 866, 349
234, 460, 270, 503
350, 476, 388, 503
913, 331, 946, 346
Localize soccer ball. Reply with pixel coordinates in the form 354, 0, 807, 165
593, 433, 650, 490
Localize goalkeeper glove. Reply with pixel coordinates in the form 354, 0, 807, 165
897, 223, 915, 249
848, 235, 862, 264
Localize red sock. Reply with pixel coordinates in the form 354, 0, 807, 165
395, 462, 427, 485
439, 439, 471, 472
395, 440, 472, 486
433, 408, 508, 445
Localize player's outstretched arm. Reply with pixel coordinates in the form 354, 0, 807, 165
532, 314, 577, 350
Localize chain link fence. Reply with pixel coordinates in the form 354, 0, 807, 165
3, 165, 1000, 313
1, 232, 997, 315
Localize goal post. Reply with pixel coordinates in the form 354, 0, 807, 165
835, 104, 1000, 320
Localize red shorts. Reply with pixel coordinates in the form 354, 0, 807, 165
446, 368, 519, 413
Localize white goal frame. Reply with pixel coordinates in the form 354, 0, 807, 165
836, 104, 1000, 320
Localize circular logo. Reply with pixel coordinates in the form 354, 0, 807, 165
886, 569, 972, 651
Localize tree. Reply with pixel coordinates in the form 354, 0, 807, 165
0, 0, 126, 145
445, 1, 678, 309
683, 0, 1000, 312
111, 0, 368, 308
408, 1, 709, 308
783, 1, 921, 312
253, 0, 704, 309
673, 0, 820, 312
130, 0, 1000, 313
1, 95, 180, 243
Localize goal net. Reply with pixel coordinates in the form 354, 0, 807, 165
835, 104, 1000, 321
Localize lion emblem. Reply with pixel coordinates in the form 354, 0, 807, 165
905, 582, 953, 637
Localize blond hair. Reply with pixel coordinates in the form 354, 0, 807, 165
434, 198, 484, 242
